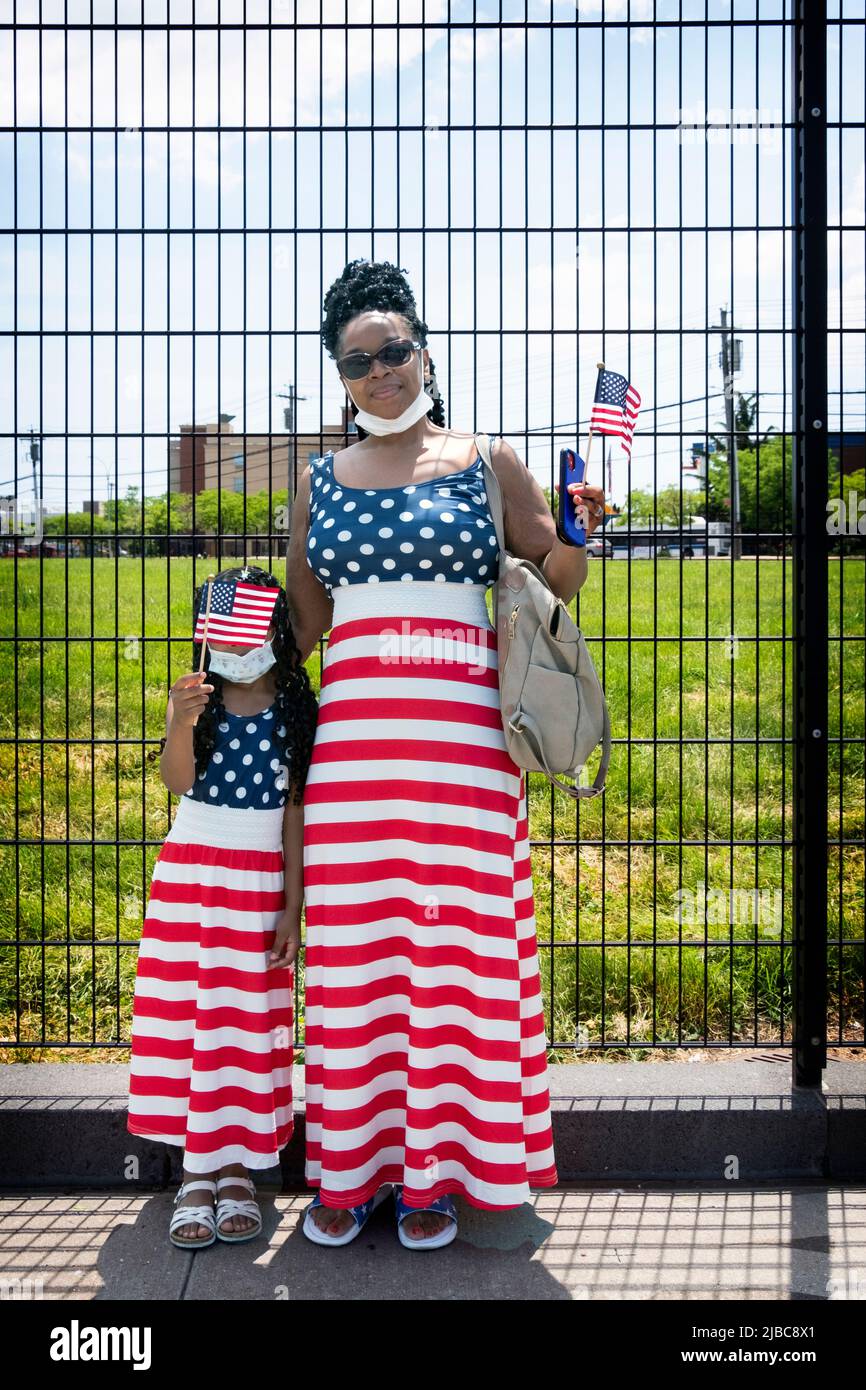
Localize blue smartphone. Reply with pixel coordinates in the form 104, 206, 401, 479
558, 448, 587, 546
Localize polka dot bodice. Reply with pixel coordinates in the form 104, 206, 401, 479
182, 703, 290, 809
305, 449, 501, 591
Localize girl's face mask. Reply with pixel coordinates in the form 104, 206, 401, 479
206, 638, 277, 684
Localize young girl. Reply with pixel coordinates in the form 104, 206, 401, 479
128, 565, 319, 1248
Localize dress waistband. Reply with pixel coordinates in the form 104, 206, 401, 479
330, 580, 493, 629
165, 795, 285, 851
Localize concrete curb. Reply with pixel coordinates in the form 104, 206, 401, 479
1, 1061, 864, 1189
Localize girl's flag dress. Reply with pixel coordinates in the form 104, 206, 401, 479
127, 699, 295, 1173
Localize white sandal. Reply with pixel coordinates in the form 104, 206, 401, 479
215, 1175, 262, 1243
169, 1178, 218, 1249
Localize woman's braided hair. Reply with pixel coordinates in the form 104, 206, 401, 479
149, 565, 319, 806
321, 258, 445, 440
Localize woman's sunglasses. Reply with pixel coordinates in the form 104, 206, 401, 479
336, 338, 423, 381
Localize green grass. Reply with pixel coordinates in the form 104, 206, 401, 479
1, 557, 863, 1060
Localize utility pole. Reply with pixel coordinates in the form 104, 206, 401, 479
709, 307, 743, 560
277, 384, 308, 482
276, 384, 307, 561
277, 384, 297, 435
26, 429, 42, 550
28, 429, 40, 502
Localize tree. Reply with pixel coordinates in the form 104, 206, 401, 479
618, 486, 706, 527
709, 391, 778, 456
730, 435, 790, 537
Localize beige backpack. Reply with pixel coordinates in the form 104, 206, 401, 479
476, 432, 612, 800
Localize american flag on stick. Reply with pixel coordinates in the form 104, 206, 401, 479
194, 578, 280, 648
589, 367, 641, 459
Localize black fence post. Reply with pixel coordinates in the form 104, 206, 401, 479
791, 0, 829, 1089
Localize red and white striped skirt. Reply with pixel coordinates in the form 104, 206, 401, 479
302, 580, 558, 1212
127, 796, 295, 1173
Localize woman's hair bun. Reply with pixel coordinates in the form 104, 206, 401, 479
321, 258, 445, 433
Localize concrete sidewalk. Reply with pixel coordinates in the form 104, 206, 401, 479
2, 1184, 865, 1300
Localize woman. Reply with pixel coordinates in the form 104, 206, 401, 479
285, 259, 605, 1250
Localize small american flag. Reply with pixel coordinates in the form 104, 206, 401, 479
589, 368, 641, 458
194, 579, 280, 647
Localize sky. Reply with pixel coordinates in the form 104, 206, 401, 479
0, 0, 863, 515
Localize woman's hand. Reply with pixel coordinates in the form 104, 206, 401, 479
555, 480, 608, 541
268, 905, 301, 972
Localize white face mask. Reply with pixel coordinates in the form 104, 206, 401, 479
207, 638, 277, 684
345, 353, 434, 436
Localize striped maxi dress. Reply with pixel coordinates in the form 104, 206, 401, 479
301, 448, 559, 1211
127, 706, 295, 1173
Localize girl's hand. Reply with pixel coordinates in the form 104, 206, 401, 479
555, 481, 608, 540
169, 671, 214, 729
268, 906, 301, 972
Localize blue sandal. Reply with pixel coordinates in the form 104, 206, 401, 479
394, 1185, 458, 1250
302, 1184, 393, 1246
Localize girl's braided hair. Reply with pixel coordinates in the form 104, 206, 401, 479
149, 565, 319, 806
321, 258, 445, 441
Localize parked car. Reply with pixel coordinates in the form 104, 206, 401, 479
586, 534, 614, 558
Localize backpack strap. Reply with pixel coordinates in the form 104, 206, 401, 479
510, 698, 612, 800
475, 432, 506, 555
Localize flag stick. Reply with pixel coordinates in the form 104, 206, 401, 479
197, 575, 215, 673
192, 574, 216, 729
581, 360, 605, 485
573, 361, 604, 531
584, 428, 595, 479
